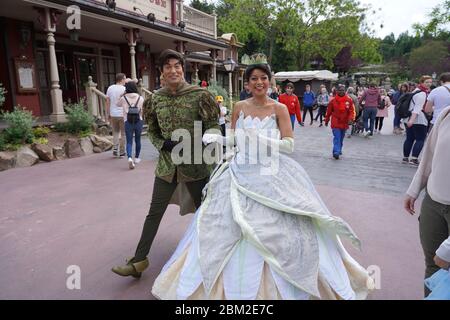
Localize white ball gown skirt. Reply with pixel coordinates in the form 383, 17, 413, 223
152, 114, 374, 300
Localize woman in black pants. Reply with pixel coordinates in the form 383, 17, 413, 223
375, 89, 391, 134
402, 76, 432, 165
314, 87, 330, 127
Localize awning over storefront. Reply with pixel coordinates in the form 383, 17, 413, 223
274, 70, 339, 82
7, 0, 228, 52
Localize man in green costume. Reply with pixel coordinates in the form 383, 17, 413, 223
112, 49, 220, 278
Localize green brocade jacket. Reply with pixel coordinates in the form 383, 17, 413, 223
143, 82, 220, 183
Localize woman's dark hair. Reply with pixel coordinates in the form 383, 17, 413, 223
125, 81, 139, 94
158, 49, 185, 70
244, 64, 272, 82
400, 82, 409, 92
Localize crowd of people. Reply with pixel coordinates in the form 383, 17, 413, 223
237, 74, 450, 299
236, 74, 450, 168
104, 53, 450, 299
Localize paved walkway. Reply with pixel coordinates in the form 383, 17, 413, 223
0, 109, 425, 299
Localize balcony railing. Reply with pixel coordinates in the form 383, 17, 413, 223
182, 5, 216, 39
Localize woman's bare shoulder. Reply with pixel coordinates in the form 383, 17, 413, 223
233, 100, 250, 114
274, 101, 289, 116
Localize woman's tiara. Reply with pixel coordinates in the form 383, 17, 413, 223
241, 53, 268, 65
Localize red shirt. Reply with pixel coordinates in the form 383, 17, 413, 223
279, 93, 302, 123
325, 95, 355, 129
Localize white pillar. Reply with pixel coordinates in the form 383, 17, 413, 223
85, 76, 99, 119
212, 10, 217, 39
192, 62, 199, 85
178, 0, 184, 22
44, 9, 65, 122
124, 28, 138, 82
210, 49, 217, 83
212, 59, 217, 83
228, 72, 233, 110
130, 44, 137, 81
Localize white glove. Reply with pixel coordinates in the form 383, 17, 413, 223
257, 135, 294, 154
202, 132, 235, 147
202, 133, 222, 145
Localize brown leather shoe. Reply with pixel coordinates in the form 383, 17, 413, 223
112, 257, 149, 278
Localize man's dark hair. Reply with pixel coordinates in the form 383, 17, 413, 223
369, 83, 377, 88
285, 82, 294, 89
116, 73, 126, 83
439, 72, 450, 83
244, 64, 272, 82
125, 81, 139, 94
158, 49, 185, 70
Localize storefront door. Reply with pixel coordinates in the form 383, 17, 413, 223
74, 55, 97, 100
36, 50, 51, 116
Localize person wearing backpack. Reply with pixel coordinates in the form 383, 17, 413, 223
359, 83, 381, 137
393, 83, 409, 134
402, 76, 432, 166
117, 81, 144, 169
424, 72, 450, 132
375, 89, 392, 134
315, 86, 330, 127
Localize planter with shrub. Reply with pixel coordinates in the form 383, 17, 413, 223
0, 101, 114, 172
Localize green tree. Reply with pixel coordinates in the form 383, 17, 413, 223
218, 0, 381, 70
218, 0, 275, 60
275, 0, 370, 69
189, 0, 215, 14
352, 35, 382, 65
379, 33, 396, 61
413, 0, 450, 39
379, 31, 423, 63
408, 40, 450, 78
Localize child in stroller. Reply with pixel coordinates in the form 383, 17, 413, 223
351, 109, 364, 136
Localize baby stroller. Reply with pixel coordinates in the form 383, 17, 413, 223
351, 110, 364, 136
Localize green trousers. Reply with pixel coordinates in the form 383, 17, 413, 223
134, 175, 207, 262
419, 192, 450, 296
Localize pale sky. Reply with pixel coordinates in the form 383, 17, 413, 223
357, 0, 444, 38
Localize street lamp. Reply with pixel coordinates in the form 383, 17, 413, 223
134, 6, 156, 24
223, 57, 236, 109
105, 0, 116, 11
147, 12, 156, 23
69, 29, 79, 42
178, 21, 186, 32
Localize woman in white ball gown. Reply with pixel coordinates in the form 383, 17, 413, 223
151, 63, 373, 300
